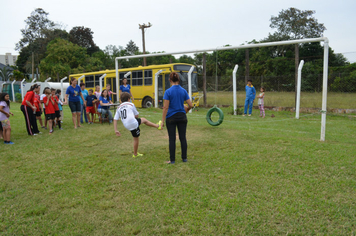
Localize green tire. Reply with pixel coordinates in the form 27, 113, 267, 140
206, 106, 224, 126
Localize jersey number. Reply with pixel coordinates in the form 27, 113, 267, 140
120, 109, 127, 119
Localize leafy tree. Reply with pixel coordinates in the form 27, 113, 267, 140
15, 8, 55, 51
125, 40, 139, 55
269, 7, 326, 40
0, 67, 13, 81
146, 51, 177, 65
39, 38, 88, 79
69, 26, 100, 55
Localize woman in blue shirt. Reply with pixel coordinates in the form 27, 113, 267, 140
98, 89, 113, 123
161, 72, 193, 164
119, 78, 134, 102
64, 77, 86, 129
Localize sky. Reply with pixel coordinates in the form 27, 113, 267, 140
1, 0, 356, 62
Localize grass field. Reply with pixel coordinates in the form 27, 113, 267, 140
204, 91, 356, 109
1, 103, 356, 235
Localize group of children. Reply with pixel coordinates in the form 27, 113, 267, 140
40, 88, 63, 134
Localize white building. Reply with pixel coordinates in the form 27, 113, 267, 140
0, 53, 18, 66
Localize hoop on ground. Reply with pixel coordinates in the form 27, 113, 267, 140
206, 105, 224, 126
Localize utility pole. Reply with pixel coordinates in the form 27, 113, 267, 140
32, 52, 34, 81
139, 22, 152, 66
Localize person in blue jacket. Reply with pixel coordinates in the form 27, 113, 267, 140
243, 79, 256, 116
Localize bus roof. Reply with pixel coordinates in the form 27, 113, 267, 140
70, 63, 196, 77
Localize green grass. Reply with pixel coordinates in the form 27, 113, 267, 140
205, 91, 356, 109
1, 103, 356, 235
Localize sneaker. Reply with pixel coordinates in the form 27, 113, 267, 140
242, 114, 246, 116
132, 153, 143, 158
59, 128, 63, 130
157, 120, 162, 130
44, 127, 47, 130
33, 133, 38, 136
182, 159, 188, 162
7, 141, 14, 144
166, 161, 175, 164
248, 114, 251, 117
49, 130, 53, 133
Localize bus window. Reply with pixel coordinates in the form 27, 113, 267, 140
178, 72, 198, 93
132, 71, 143, 86
174, 65, 197, 72
119, 72, 131, 85
85, 75, 94, 87
144, 70, 152, 86
95, 74, 104, 87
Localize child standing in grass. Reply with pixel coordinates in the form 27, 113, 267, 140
114, 92, 162, 158
51, 89, 62, 130
34, 87, 44, 128
43, 89, 55, 134
0, 93, 14, 144
40, 87, 50, 129
257, 87, 265, 118
86, 89, 97, 124
56, 89, 63, 122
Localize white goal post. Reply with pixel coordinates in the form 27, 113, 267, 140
115, 37, 329, 141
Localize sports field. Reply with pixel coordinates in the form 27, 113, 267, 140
1, 103, 356, 234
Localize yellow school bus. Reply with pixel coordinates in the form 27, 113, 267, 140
70, 63, 200, 108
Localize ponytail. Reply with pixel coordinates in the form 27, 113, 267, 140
28, 84, 39, 92
169, 72, 180, 83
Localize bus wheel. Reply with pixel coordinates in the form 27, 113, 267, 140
142, 97, 153, 108
206, 105, 224, 126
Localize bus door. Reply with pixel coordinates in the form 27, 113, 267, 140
158, 74, 163, 107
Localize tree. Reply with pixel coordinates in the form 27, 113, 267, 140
269, 7, 326, 40
69, 26, 100, 55
0, 67, 13, 82
125, 40, 139, 55
39, 38, 88, 79
16, 8, 55, 51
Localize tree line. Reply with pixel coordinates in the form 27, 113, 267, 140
10, 8, 356, 92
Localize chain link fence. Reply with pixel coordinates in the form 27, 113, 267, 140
198, 72, 356, 112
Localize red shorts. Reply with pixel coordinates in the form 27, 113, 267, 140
86, 106, 95, 114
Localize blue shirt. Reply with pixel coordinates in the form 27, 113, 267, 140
86, 95, 97, 107
120, 84, 131, 94
98, 96, 111, 110
163, 85, 190, 119
245, 85, 256, 99
79, 89, 88, 105
66, 85, 82, 102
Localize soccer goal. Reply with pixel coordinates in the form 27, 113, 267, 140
114, 37, 330, 141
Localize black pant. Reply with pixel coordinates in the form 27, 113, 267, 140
166, 112, 188, 162
21, 105, 39, 135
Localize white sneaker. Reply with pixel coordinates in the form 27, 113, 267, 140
248, 114, 251, 117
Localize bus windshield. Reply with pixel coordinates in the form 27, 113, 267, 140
178, 72, 198, 93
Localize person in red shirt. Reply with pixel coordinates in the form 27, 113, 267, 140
43, 88, 55, 134
34, 87, 44, 128
21, 84, 41, 135
51, 88, 62, 130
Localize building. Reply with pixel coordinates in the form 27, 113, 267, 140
0, 53, 18, 66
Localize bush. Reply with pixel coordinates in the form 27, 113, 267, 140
15, 93, 22, 102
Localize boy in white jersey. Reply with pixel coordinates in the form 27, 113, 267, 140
114, 92, 162, 158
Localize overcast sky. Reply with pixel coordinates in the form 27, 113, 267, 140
1, 0, 355, 62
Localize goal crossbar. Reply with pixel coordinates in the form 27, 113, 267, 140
115, 37, 329, 141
